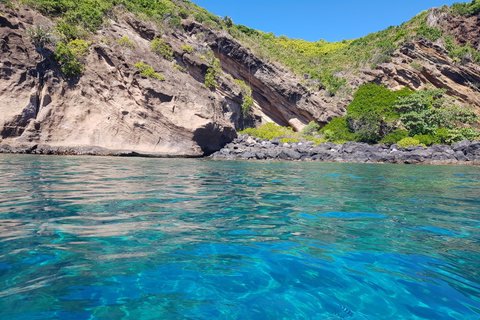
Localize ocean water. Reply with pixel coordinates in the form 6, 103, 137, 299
0, 154, 479, 320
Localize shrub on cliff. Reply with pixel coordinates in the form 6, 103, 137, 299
234, 79, 254, 114
135, 63, 165, 80
182, 45, 194, 54
151, 38, 173, 61
27, 25, 53, 49
345, 84, 412, 143
54, 39, 90, 76
380, 129, 409, 145
116, 35, 135, 49
450, 0, 480, 17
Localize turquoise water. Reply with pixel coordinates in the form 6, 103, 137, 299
0, 155, 479, 320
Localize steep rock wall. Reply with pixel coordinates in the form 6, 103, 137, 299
0, 7, 346, 156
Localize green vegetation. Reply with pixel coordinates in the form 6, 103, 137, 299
151, 38, 173, 61
172, 62, 186, 73
202, 50, 222, 88
320, 117, 356, 143
320, 84, 480, 145
397, 137, 423, 148
135, 62, 165, 80
27, 25, 52, 48
54, 39, 90, 76
181, 45, 194, 54
116, 35, 135, 49
239, 123, 327, 145
302, 121, 320, 136
410, 62, 423, 71
234, 79, 254, 114
449, 0, 480, 16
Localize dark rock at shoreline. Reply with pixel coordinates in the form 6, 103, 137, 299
211, 135, 480, 165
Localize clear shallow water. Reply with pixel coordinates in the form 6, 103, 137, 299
0, 155, 479, 320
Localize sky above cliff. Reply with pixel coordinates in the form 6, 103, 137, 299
196, 0, 457, 42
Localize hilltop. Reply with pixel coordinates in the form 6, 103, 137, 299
0, 0, 479, 156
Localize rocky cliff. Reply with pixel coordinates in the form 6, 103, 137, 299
0, 5, 479, 157
0, 6, 344, 157
360, 9, 480, 107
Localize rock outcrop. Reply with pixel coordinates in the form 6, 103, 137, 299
212, 135, 480, 165
360, 37, 480, 107
0, 6, 344, 157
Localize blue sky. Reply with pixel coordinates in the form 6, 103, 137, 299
195, 0, 458, 42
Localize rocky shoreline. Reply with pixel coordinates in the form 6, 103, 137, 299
1, 136, 480, 165
211, 135, 480, 165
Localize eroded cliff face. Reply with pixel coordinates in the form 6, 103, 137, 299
359, 9, 480, 108
0, 6, 344, 156
0, 6, 479, 157
359, 38, 480, 108
0, 8, 238, 156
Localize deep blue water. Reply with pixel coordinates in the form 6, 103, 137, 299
0, 154, 479, 320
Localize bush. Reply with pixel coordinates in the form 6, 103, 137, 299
172, 63, 186, 73
413, 134, 437, 146
450, 0, 480, 17
239, 123, 296, 140
167, 14, 181, 29
379, 129, 409, 145
280, 138, 300, 143
444, 127, 480, 144
116, 35, 135, 49
234, 79, 254, 113
302, 121, 320, 136
415, 25, 443, 41
394, 88, 479, 136
27, 25, 52, 48
151, 38, 173, 60
320, 117, 357, 142
181, 45, 194, 54
410, 62, 423, 71
397, 137, 423, 148
178, 8, 189, 19
54, 39, 90, 76
204, 68, 217, 88
204, 54, 222, 89
134, 62, 165, 80
345, 84, 412, 142
55, 21, 87, 41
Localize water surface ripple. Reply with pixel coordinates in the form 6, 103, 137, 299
0, 155, 479, 319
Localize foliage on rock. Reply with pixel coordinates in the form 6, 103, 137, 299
54, 39, 90, 76
234, 79, 254, 114
151, 38, 173, 61
135, 62, 165, 80
116, 35, 135, 49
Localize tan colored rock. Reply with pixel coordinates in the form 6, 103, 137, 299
0, 7, 346, 156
